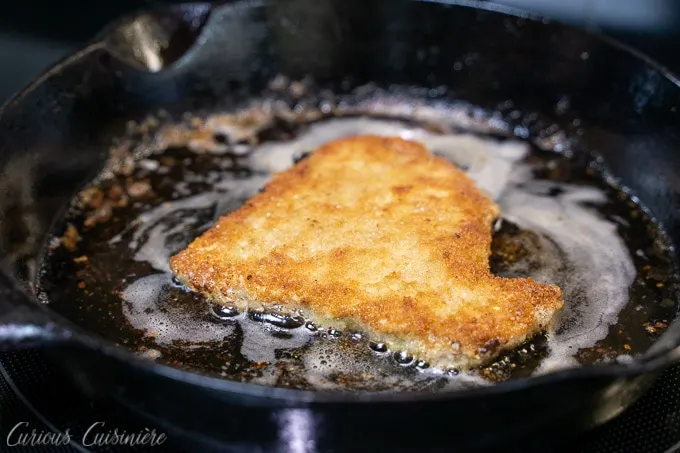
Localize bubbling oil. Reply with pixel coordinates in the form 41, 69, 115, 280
38, 113, 677, 391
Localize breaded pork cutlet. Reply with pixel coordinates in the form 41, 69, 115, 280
170, 135, 564, 370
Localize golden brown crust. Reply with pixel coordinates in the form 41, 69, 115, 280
170, 135, 564, 369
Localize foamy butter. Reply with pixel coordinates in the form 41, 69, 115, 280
237, 314, 312, 363
122, 273, 312, 360
300, 338, 490, 391
110, 175, 271, 272
118, 116, 636, 388
499, 171, 636, 374
122, 273, 236, 344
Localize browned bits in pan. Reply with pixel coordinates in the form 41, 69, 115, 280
83, 205, 112, 228
126, 180, 153, 198
79, 181, 130, 228
60, 223, 79, 252
644, 320, 669, 335
79, 187, 104, 210
107, 184, 128, 206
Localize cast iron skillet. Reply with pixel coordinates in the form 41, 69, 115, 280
2, 0, 680, 451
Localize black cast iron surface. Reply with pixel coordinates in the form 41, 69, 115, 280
0, 349, 679, 452
2, 1, 680, 452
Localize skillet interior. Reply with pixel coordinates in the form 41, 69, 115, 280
36, 85, 680, 392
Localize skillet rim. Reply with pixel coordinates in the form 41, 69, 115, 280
1, 0, 679, 404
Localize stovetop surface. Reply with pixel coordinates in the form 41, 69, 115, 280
1, 12, 680, 452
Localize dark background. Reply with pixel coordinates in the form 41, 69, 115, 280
1, 0, 680, 104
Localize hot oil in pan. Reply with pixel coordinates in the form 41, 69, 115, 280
38, 114, 679, 391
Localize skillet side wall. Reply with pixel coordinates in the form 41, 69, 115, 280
0, 0, 678, 451
50, 344, 655, 452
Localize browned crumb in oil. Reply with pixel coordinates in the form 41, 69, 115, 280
575, 345, 619, 363
108, 143, 136, 177
156, 125, 219, 152
107, 184, 128, 207
126, 179, 153, 198
643, 320, 669, 335
60, 224, 79, 252
79, 187, 104, 209
156, 107, 276, 152
490, 222, 542, 271
79, 180, 129, 228
480, 367, 499, 381
491, 232, 531, 264
83, 205, 112, 228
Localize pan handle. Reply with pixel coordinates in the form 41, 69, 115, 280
0, 270, 73, 350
